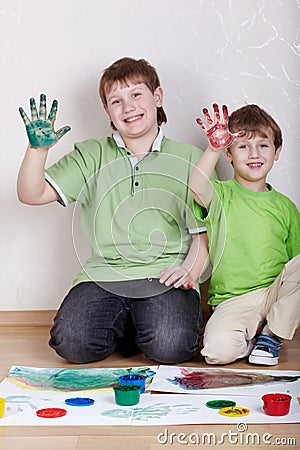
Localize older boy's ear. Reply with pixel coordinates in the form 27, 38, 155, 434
103, 103, 110, 118
274, 145, 282, 161
154, 87, 163, 107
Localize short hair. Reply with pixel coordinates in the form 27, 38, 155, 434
228, 104, 282, 150
99, 57, 167, 129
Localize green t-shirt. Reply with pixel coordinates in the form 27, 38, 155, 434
46, 130, 206, 285
194, 179, 300, 305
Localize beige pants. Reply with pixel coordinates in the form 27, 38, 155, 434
201, 254, 300, 365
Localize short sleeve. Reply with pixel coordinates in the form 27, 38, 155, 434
286, 201, 300, 258
45, 139, 102, 206
193, 200, 208, 221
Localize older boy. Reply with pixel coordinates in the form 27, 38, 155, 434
17, 57, 209, 364
190, 103, 300, 365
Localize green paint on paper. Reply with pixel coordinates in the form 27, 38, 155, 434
102, 403, 200, 421
8, 366, 154, 392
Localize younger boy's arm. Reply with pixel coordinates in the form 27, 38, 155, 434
189, 146, 222, 207
159, 232, 209, 290
190, 104, 245, 207
17, 94, 70, 205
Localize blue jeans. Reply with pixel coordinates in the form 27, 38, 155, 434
49, 281, 202, 364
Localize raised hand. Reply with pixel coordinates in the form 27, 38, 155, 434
19, 94, 71, 148
196, 103, 245, 149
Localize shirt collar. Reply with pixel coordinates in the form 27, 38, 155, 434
112, 125, 165, 153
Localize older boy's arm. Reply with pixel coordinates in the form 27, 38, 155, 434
180, 232, 209, 289
159, 233, 209, 290
17, 145, 59, 205
17, 94, 70, 205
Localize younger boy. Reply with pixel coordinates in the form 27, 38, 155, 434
17, 57, 209, 364
190, 103, 300, 365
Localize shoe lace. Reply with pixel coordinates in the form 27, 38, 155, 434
255, 335, 282, 354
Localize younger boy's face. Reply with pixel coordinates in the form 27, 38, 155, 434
224, 128, 281, 188
103, 80, 163, 142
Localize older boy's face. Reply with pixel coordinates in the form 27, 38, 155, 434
103, 80, 163, 142
225, 128, 281, 188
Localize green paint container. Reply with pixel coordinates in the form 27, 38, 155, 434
113, 385, 141, 406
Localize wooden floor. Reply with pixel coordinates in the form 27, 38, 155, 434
0, 325, 299, 450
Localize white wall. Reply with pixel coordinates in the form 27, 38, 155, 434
1, 0, 299, 310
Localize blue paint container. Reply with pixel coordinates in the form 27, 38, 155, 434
65, 397, 95, 407
119, 374, 147, 393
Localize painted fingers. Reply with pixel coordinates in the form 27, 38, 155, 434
196, 103, 245, 149
19, 94, 70, 149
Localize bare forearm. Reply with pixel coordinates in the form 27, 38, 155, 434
190, 146, 221, 207
182, 233, 209, 281
17, 145, 57, 205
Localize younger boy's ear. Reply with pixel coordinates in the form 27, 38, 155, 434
274, 145, 282, 161
154, 87, 163, 107
224, 147, 233, 164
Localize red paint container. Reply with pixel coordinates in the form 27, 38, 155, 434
262, 393, 292, 416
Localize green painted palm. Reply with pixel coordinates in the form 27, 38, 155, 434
19, 93, 70, 148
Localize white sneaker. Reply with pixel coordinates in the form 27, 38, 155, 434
249, 334, 282, 366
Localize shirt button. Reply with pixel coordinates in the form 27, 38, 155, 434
127, 151, 130, 155
135, 166, 139, 171
135, 182, 139, 186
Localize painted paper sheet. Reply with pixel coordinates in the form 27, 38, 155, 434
4, 365, 158, 392
0, 384, 299, 426
149, 366, 300, 397
0, 366, 299, 426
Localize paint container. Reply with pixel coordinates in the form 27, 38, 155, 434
36, 407, 67, 418
65, 397, 95, 407
113, 385, 140, 406
262, 393, 292, 416
0, 398, 6, 418
119, 374, 147, 393
206, 399, 236, 409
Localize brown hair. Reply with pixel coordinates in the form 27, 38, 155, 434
99, 57, 167, 129
228, 104, 282, 150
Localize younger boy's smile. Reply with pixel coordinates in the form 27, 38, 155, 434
225, 129, 282, 191
247, 162, 263, 168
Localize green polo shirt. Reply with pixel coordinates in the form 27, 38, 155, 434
45, 129, 206, 285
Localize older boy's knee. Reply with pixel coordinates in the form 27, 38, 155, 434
49, 327, 114, 364
139, 329, 200, 364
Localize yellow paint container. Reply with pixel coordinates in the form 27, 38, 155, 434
0, 398, 6, 418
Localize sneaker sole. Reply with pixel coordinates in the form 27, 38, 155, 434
249, 355, 278, 365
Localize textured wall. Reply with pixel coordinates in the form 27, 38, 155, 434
1, 0, 299, 309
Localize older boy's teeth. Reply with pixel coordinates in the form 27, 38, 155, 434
248, 163, 262, 167
125, 115, 142, 122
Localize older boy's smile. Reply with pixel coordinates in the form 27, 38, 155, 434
103, 80, 163, 151
124, 114, 144, 123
